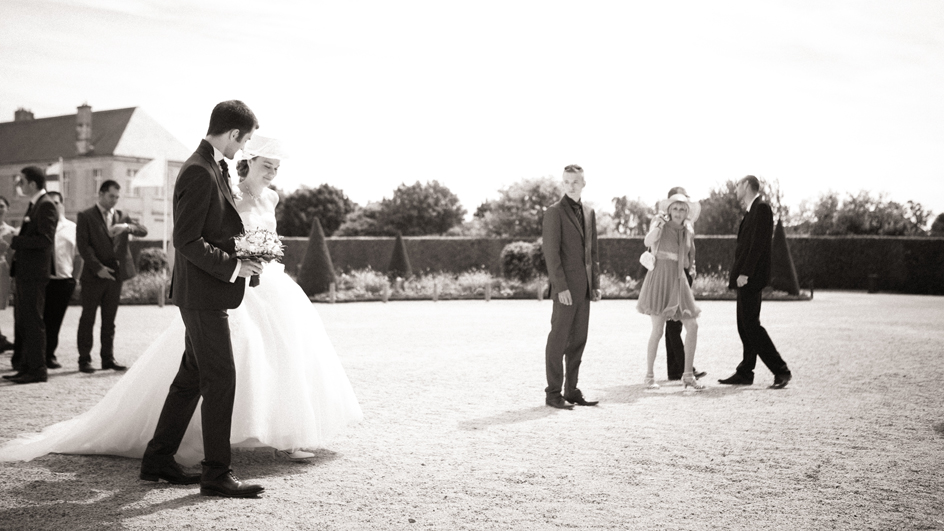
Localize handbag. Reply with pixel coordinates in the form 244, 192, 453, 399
639, 221, 664, 271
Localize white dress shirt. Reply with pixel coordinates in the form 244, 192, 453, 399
52, 218, 77, 280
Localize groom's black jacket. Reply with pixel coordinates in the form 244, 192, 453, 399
169, 139, 245, 309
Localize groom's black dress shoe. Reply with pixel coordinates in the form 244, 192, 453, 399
11, 372, 47, 384
563, 389, 599, 406
102, 361, 127, 371
545, 396, 574, 410
718, 373, 753, 385
693, 369, 707, 379
140, 461, 201, 485
200, 471, 264, 498
79, 362, 96, 374
769, 373, 792, 389
2, 372, 25, 380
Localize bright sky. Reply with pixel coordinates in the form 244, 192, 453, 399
2, 0, 942, 221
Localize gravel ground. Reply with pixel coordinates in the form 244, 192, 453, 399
0, 292, 942, 530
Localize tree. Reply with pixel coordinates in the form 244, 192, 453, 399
610, 196, 654, 236
807, 191, 931, 236
375, 180, 466, 236
695, 180, 742, 235
478, 176, 562, 238
335, 202, 385, 236
276, 184, 356, 237
932, 213, 944, 236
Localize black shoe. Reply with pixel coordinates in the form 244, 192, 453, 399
79, 362, 96, 374
693, 369, 707, 379
140, 461, 201, 485
3, 372, 25, 380
769, 373, 792, 389
12, 372, 48, 384
563, 389, 599, 406
718, 373, 753, 385
102, 361, 127, 371
46, 360, 62, 369
545, 396, 574, 410
200, 471, 264, 498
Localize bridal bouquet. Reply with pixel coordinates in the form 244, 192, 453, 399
234, 228, 284, 287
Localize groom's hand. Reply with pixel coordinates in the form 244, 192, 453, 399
237, 259, 263, 278
557, 289, 572, 306
591, 289, 602, 302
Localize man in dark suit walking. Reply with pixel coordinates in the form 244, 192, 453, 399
8, 166, 59, 384
719, 175, 792, 389
75, 180, 148, 373
542, 164, 601, 409
141, 101, 264, 498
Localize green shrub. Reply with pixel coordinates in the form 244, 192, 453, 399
500, 241, 535, 282
120, 272, 168, 304
137, 247, 169, 274
530, 239, 547, 276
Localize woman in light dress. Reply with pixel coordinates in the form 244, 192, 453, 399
0, 136, 362, 464
635, 193, 705, 391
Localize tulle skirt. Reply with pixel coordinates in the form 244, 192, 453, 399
0, 263, 362, 465
636, 258, 700, 320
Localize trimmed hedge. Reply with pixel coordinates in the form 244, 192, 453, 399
137, 235, 944, 295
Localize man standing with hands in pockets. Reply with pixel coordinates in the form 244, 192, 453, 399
542, 164, 601, 409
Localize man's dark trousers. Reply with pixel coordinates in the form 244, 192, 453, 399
545, 285, 590, 399
665, 268, 693, 379
77, 277, 121, 366
735, 287, 789, 377
143, 307, 236, 473
44, 278, 76, 365
13, 279, 49, 376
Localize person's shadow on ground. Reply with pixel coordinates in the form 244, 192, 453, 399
0, 449, 339, 530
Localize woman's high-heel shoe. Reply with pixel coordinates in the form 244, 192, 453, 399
644, 375, 660, 389
682, 372, 705, 390
277, 448, 316, 460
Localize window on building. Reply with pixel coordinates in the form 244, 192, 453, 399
126, 169, 139, 198
62, 171, 73, 205
92, 169, 103, 194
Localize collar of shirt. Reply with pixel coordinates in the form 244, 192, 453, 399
28, 189, 46, 205
563, 194, 582, 209
96, 202, 115, 221
746, 194, 759, 212
211, 144, 226, 167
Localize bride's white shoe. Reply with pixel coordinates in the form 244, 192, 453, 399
278, 448, 316, 460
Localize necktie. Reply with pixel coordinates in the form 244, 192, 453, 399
219, 159, 229, 179
25, 202, 33, 218
573, 202, 585, 234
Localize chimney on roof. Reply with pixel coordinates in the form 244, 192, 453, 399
75, 103, 93, 155
14, 108, 34, 121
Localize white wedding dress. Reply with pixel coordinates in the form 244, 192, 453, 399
0, 197, 362, 465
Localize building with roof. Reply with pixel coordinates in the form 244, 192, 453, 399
0, 104, 192, 242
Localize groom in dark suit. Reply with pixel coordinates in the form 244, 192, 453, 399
8, 166, 58, 384
542, 164, 601, 409
719, 175, 792, 389
141, 101, 264, 497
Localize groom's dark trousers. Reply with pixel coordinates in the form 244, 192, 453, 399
143, 140, 245, 479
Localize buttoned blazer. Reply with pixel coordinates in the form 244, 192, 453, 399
76, 205, 148, 283
168, 139, 246, 309
542, 196, 600, 298
728, 196, 773, 292
10, 192, 58, 281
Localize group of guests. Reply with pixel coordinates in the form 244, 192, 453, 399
2, 167, 147, 384
541, 167, 793, 409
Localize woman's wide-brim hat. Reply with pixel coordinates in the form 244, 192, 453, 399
241, 135, 290, 160
658, 193, 701, 224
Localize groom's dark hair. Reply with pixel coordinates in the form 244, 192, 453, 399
563, 164, 583, 174
207, 100, 258, 140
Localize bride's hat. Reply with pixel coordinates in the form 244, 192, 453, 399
657, 193, 701, 223
241, 135, 290, 160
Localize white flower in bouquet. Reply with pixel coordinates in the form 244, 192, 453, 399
234, 228, 284, 262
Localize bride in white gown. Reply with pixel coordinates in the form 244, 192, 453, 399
0, 136, 362, 466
